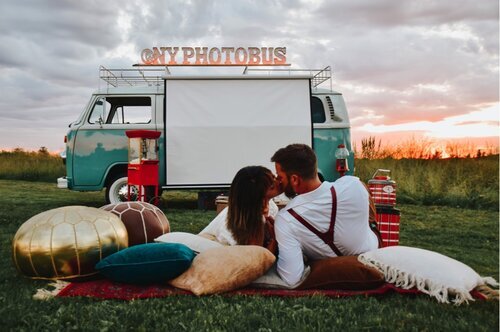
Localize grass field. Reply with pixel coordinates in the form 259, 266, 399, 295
1, 150, 497, 211
0, 150, 65, 183
0, 179, 498, 331
355, 156, 499, 210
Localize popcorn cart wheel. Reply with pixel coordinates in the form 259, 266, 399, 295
105, 174, 161, 205
148, 195, 166, 208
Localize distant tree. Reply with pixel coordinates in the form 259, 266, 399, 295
431, 150, 442, 160
476, 149, 486, 158
38, 146, 49, 155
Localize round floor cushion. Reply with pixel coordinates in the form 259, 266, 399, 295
12, 206, 128, 280
101, 202, 170, 246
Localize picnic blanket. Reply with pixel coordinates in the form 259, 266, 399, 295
34, 279, 440, 301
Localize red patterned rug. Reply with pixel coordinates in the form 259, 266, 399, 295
54, 279, 431, 301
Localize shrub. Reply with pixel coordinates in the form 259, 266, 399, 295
0, 149, 65, 183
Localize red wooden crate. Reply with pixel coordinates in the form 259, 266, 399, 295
376, 207, 401, 247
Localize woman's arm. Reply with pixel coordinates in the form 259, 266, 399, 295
199, 207, 227, 236
199, 207, 238, 246
263, 216, 278, 255
268, 199, 279, 217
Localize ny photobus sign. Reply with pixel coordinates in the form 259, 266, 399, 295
140, 46, 289, 66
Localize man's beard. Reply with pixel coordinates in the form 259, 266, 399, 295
283, 181, 297, 199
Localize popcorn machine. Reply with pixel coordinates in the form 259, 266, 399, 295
125, 130, 161, 203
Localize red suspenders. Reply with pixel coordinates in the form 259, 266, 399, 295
287, 186, 344, 256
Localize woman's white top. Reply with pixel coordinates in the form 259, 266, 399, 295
199, 200, 279, 245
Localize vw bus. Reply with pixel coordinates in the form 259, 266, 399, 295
58, 66, 354, 204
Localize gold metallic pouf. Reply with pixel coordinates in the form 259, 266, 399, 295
12, 206, 128, 280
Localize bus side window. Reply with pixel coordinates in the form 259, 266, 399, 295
311, 96, 326, 123
106, 97, 152, 124
88, 97, 110, 124
121, 105, 151, 124
110, 106, 123, 124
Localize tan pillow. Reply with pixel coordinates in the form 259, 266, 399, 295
169, 245, 275, 295
297, 255, 385, 290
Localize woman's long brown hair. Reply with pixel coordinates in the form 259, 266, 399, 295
227, 166, 274, 245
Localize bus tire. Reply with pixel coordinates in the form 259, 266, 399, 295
105, 174, 160, 205
106, 175, 134, 204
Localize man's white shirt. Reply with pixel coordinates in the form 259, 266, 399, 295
274, 176, 379, 286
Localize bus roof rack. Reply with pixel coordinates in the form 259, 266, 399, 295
99, 65, 332, 90
242, 66, 332, 90
99, 66, 166, 88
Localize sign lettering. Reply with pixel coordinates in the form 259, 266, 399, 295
140, 47, 288, 66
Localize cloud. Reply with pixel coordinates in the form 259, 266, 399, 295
315, 0, 498, 28
0, 0, 498, 151
357, 103, 499, 138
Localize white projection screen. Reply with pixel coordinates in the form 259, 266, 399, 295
165, 77, 312, 186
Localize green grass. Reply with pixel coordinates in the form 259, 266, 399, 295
0, 150, 65, 182
0, 180, 498, 331
355, 156, 499, 210
1, 150, 498, 210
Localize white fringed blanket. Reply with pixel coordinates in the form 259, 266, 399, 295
359, 246, 499, 305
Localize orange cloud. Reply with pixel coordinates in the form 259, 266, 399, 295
355, 103, 499, 139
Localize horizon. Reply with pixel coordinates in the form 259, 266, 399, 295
3, 136, 498, 159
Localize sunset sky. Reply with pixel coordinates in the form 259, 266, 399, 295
0, 0, 498, 153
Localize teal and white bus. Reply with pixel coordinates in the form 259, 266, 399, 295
58, 66, 354, 204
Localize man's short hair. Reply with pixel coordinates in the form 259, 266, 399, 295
271, 144, 317, 179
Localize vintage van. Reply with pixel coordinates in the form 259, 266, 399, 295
58, 66, 354, 203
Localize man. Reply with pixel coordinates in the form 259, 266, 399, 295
271, 144, 380, 287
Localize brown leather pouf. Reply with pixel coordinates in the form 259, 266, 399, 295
101, 202, 170, 246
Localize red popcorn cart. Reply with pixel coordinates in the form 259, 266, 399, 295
368, 169, 397, 207
376, 206, 401, 247
125, 130, 161, 204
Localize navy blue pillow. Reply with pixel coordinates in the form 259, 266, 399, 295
95, 242, 196, 284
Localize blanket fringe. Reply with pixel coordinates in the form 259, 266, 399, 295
358, 255, 498, 305
33, 280, 69, 300
474, 284, 499, 301
481, 276, 499, 288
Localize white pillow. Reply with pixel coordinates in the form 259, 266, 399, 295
251, 264, 310, 289
358, 246, 498, 305
155, 232, 223, 253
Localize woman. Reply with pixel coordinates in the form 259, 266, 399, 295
199, 166, 281, 253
